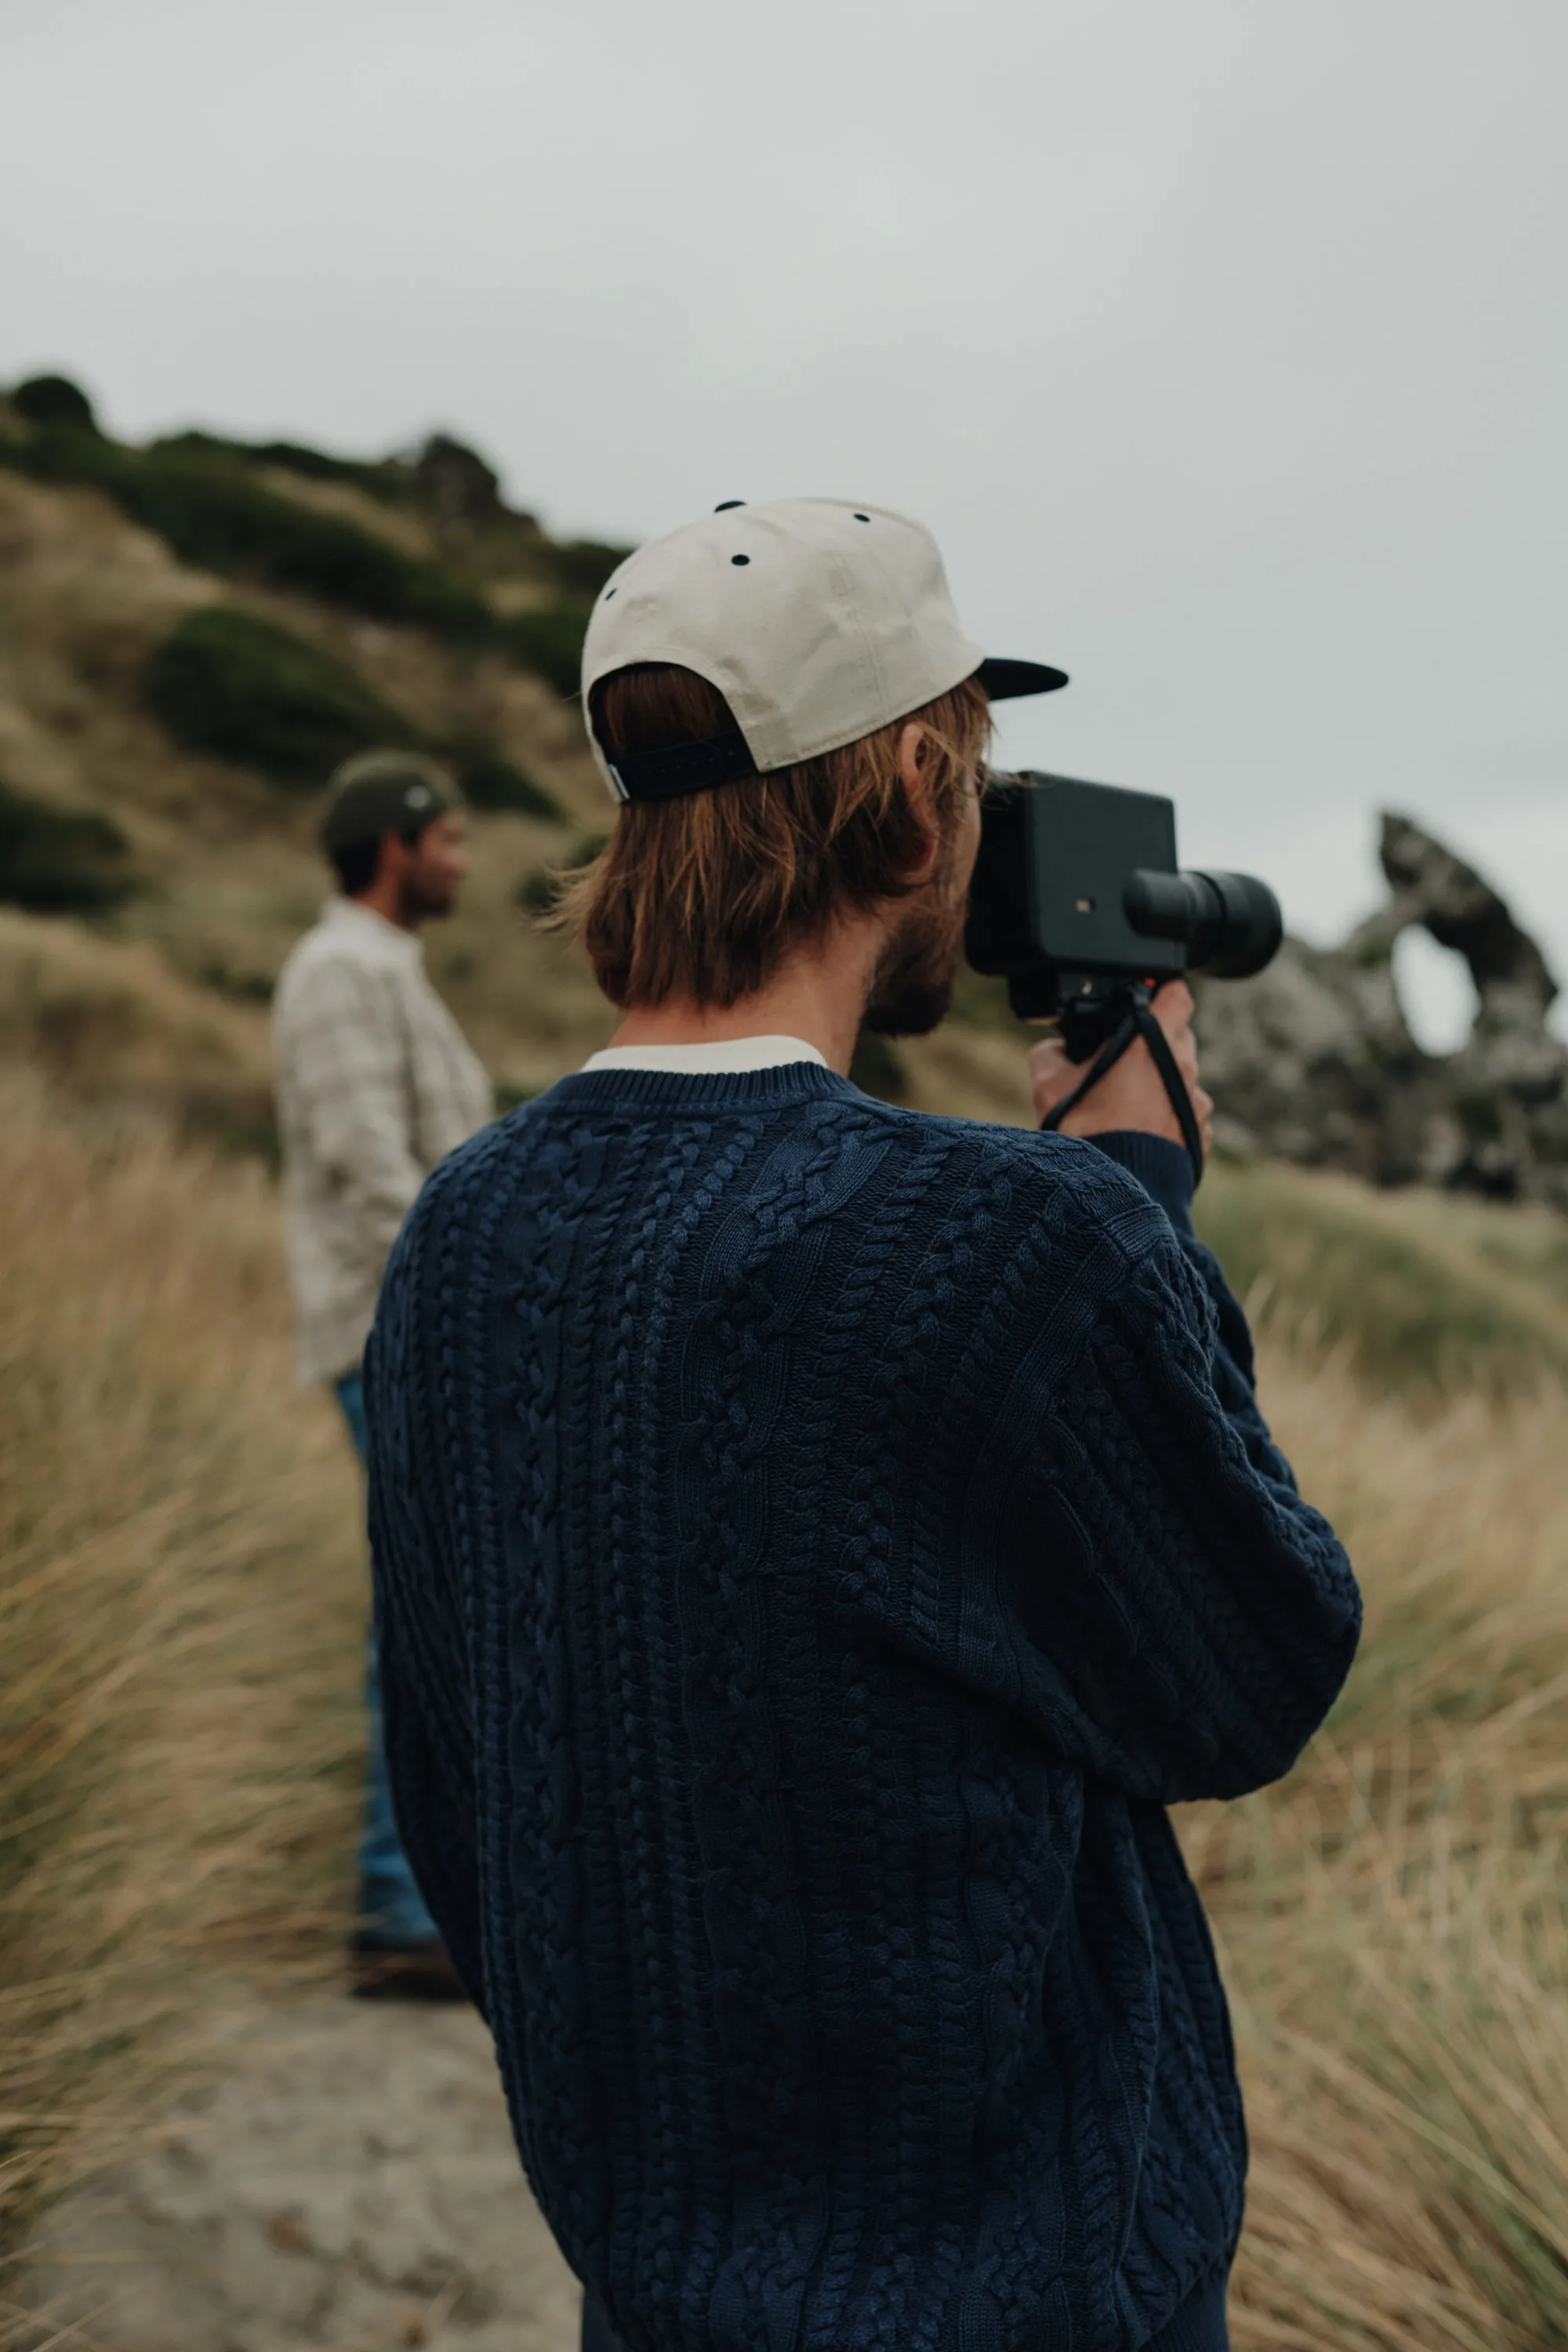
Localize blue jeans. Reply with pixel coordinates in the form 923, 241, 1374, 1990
334, 1370, 438, 1947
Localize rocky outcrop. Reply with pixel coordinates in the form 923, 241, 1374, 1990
1200, 813, 1568, 1206
414, 434, 507, 539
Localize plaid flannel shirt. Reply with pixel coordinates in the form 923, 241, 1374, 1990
273, 897, 492, 1385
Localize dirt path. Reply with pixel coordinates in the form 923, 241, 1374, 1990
16, 1996, 580, 2352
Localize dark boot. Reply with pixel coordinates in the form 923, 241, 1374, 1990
349, 1932, 469, 2002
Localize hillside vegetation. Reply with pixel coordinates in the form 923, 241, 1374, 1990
1196, 1156, 1568, 1395
0, 380, 622, 1115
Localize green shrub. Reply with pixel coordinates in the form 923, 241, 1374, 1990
145, 608, 408, 787
0, 782, 130, 912
498, 601, 593, 698
11, 376, 98, 432
455, 751, 561, 820
1, 430, 490, 639
152, 431, 415, 507
545, 540, 630, 598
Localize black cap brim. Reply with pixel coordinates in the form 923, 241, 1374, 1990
976, 656, 1069, 700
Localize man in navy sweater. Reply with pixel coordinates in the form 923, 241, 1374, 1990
365, 499, 1359, 2352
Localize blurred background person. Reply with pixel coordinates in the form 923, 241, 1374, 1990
273, 749, 492, 1998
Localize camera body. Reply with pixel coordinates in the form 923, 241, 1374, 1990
965, 771, 1283, 1058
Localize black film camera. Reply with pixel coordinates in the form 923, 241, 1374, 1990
965, 771, 1283, 1174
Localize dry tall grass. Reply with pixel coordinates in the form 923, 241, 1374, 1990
2, 1068, 1567, 2349
0, 1075, 362, 2271
0, 908, 270, 1101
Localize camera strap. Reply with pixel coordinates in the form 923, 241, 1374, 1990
1039, 982, 1206, 1189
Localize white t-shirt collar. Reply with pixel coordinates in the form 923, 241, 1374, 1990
582, 1035, 829, 1075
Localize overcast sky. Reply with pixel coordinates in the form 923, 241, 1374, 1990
4, 0, 1564, 1045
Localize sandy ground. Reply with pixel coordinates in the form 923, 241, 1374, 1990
16, 1997, 581, 2352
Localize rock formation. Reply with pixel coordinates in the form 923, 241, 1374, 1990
1199, 813, 1568, 1205
414, 432, 506, 539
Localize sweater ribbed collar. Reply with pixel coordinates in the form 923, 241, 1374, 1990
542, 1061, 862, 1112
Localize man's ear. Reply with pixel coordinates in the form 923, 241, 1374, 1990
895, 722, 941, 884
374, 829, 411, 887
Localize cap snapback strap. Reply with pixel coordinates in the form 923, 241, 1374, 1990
605, 728, 759, 804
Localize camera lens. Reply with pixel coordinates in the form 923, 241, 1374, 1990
1190, 872, 1283, 977
1123, 869, 1282, 978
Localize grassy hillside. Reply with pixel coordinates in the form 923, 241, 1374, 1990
0, 395, 624, 1118
1196, 1156, 1568, 1396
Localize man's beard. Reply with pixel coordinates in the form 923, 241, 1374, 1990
861, 869, 968, 1040
397, 875, 456, 926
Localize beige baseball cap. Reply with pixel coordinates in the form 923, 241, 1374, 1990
580, 495, 1067, 803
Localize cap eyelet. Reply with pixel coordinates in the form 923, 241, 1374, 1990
731, 553, 750, 566
853, 512, 870, 522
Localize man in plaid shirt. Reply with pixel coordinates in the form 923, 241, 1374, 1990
274, 749, 492, 1996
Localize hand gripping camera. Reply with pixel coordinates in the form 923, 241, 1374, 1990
964, 772, 1283, 1180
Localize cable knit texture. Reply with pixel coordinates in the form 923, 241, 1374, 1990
365, 1067, 1359, 2352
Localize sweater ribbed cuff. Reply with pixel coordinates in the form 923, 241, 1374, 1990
1145, 2272, 1232, 2352
1087, 1131, 1196, 1236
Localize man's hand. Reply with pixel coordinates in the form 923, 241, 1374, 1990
1029, 980, 1214, 1156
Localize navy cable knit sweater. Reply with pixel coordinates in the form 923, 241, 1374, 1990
365, 1065, 1359, 2352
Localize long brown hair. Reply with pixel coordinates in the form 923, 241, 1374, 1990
556, 665, 990, 1008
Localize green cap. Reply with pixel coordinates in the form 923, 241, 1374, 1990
321, 749, 460, 855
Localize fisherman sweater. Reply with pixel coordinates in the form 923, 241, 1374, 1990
365, 1065, 1359, 2352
